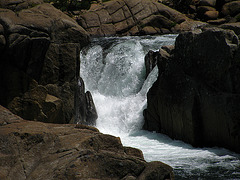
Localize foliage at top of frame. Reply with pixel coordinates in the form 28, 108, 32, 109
44, 0, 95, 11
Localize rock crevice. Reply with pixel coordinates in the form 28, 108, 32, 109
0, 0, 97, 124
0, 105, 174, 180
77, 0, 205, 36
144, 28, 240, 153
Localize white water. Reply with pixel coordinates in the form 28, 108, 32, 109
80, 35, 240, 179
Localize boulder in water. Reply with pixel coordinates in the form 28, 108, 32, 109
144, 28, 240, 153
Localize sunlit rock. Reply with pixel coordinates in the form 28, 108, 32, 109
77, 0, 204, 36
0, 105, 174, 180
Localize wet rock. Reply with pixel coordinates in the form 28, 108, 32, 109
144, 47, 171, 79
144, 28, 240, 153
0, 105, 174, 180
85, 91, 98, 125
145, 50, 159, 79
138, 161, 174, 180
74, 78, 98, 125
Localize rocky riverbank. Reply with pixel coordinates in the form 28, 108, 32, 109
0, 105, 173, 179
0, 0, 97, 125
165, 0, 240, 35
73, 0, 240, 37
1, 0, 240, 178
0, 0, 176, 179
143, 28, 240, 153
165, 0, 240, 24
77, 0, 206, 36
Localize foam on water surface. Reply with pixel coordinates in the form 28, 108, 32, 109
80, 35, 240, 179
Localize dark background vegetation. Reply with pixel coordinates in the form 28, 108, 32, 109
43, 0, 92, 11
43, 0, 110, 11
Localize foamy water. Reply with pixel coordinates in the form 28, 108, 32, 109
80, 35, 240, 179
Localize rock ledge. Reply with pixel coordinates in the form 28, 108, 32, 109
0, 105, 173, 180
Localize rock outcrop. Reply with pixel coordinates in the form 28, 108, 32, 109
77, 0, 205, 36
165, 0, 240, 25
143, 28, 240, 153
0, 0, 97, 124
220, 22, 240, 36
0, 105, 173, 180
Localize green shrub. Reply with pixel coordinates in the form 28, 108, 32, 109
170, 21, 177, 28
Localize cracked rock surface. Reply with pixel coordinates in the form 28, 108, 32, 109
77, 0, 205, 36
0, 105, 173, 180
143, 28, 240, 153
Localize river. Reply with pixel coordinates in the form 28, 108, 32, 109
80, 35, 240, 179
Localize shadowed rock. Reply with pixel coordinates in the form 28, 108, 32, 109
0, 0, 97, 124
75, 78, 98, 125
162, 0, 240, 26
144, 28, 240, 153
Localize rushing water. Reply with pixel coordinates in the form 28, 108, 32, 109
80, 35, 240, 179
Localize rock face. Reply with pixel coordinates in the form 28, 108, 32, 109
77, 0, 205, 36
220, 22, 240, 36
167, 0, 240, 24
143, 28, 240, 153
0, 0, 97, 124
0, 105, 173, 180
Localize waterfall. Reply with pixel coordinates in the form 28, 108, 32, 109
80, 35, 240, 179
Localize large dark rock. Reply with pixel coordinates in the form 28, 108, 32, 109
75, 78, 98, 125
143, 28, 240, 153
199, 0, 216, 7
222, 1, 240, 16
0, 105, 174, 180
77, 0, 205, 36
220, 22, 240, 35
0, 0, 97, 124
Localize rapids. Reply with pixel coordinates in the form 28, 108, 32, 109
80, 35, 240, 179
